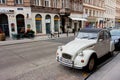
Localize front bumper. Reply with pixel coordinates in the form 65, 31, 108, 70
57, 57, 83, 69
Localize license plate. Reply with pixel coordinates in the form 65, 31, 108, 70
60, 57, 72, 64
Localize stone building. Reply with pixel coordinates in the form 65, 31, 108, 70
59, 0, 84, 33
83, 0, 105, 28
0, 0, 31, 37
115, 0, 120, 28
0, 0, 117, 38
104, 0, 116, 28
30, 0, 60, 35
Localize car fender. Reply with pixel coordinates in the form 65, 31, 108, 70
74, 49, 96, 68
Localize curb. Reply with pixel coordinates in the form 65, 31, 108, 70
0, 34, 74, 46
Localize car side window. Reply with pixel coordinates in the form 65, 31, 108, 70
104, 31, 110, 40
98, 31, 104, 42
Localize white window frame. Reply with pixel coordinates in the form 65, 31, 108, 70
53, 0, 58, 8
44, 0, 50, 7
15, 0, 23, 4
35, 0, 41, 6
62, 0, 65, 8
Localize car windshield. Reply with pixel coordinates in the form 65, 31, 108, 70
110, 30, 120, 36
76, 32, 98, 39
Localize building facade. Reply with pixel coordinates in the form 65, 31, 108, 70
30, 0, 60, 35
0, 0, 118, 38
0, 0, 31, 37
83, 0, 105, 28
59, 0, 84, 33
104, 0, 116, 28
115, 0, 120, 28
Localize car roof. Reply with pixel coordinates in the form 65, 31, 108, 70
79, 28, 103, 33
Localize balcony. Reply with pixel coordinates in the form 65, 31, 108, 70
31, 6, 60, 14
59, 8, 71, 16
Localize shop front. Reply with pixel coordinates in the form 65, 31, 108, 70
104, 18, 115, 28
32, 13, 60, 35
0, 7, 32, 38
69, 13, 87, 31
16, 14, 25, 34
35, 14, 42, 33
85, 17, 97, 28
54, 15, 60, 32
115, 19, 120, 28
0, 14, 9, 37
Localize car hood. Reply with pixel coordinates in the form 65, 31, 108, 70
62, 39, 96, 56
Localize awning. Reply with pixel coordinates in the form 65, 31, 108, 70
87, 17, 97, 22
69, 16, 87, 21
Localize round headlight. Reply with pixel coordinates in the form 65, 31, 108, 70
79, 52, 84, 56
58, 46, 63, 51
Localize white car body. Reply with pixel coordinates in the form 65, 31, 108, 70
56, 28, 114, 70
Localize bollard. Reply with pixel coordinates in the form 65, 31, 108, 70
67, 30, 68, 37
51, 33, 52, 38
58, 32, 59, 37
74, 31, 76, 36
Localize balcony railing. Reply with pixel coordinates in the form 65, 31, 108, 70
31, 6, 60, 14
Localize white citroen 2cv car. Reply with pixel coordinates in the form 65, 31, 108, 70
56, 28, 114, 71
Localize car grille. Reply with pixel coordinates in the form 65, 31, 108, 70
62, 53, 72, 59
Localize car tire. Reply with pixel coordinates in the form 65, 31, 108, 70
85, 55, 96, 72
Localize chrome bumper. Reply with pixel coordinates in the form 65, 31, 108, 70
57, 57, 82, 69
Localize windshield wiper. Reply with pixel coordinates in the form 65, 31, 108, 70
89, 37, 97, 39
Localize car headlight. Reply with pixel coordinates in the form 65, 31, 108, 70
77, 51, 84, 57
58, 46, 63, 51
79, 52, 84, 56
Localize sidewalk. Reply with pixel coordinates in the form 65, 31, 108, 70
0, 33, 75, 46
87, 53, 120, 80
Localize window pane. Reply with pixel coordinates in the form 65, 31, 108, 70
2, 0, 5, 3
20, 0, 22, 4
15, 0, 18, 4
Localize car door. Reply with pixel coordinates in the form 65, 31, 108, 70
103, 30, 111, 54
94, 31, 105, 58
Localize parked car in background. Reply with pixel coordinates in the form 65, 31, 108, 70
56, 28, 115, 72
110, 29, 120, 51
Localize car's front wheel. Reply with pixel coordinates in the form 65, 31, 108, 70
85, 55, 96, 72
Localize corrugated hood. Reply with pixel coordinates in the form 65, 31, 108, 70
62, 39, 96, 56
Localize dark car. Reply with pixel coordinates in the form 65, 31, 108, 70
110, 29, 120, 51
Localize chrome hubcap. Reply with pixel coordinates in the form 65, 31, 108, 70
89, 58, 94, 71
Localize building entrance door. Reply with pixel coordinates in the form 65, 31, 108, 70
74, 23, 77, 31
0, 14, 9, 37
46, 23, 51, 34
45, 15, 51, 34
16, 14, 25, 34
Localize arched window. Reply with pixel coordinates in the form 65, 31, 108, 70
35, 14, 42, 33
54, 15, 59, 32
16, 14, 25, 34
0, 14, 9, 36
45, 15, 51, 34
